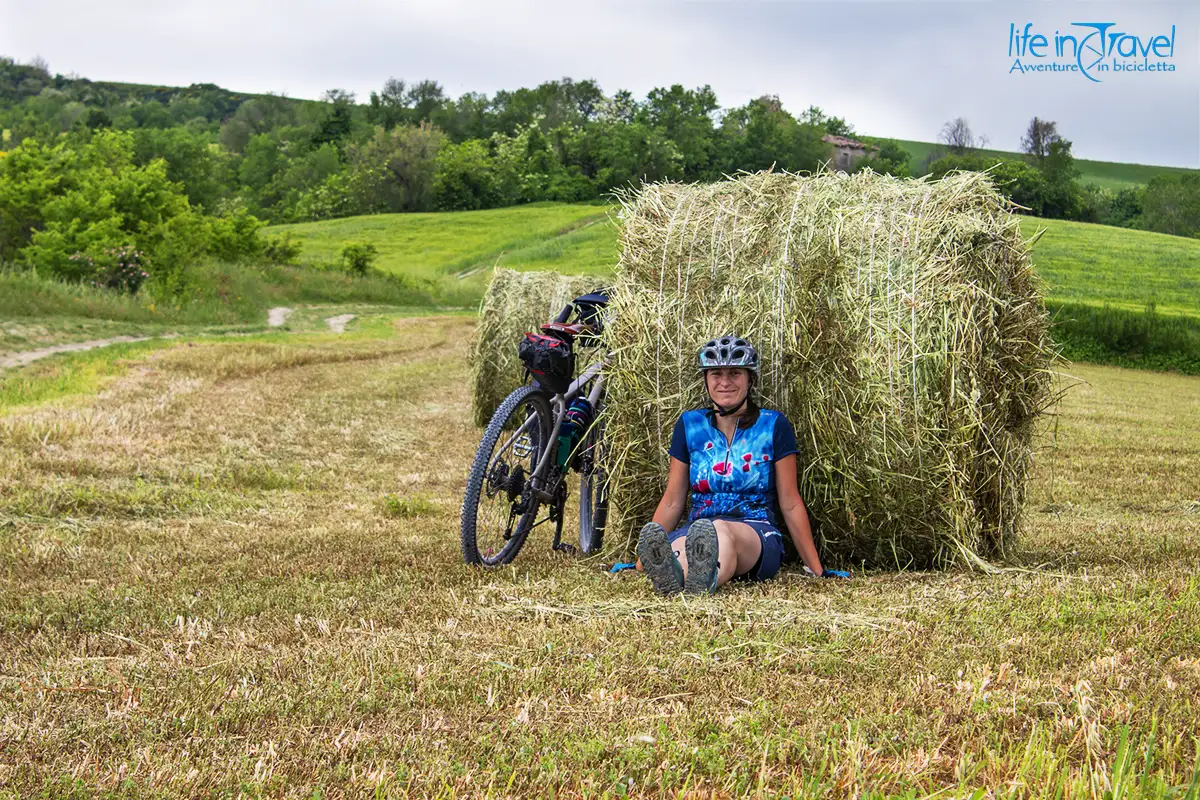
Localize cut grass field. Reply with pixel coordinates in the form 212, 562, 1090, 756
1, 316, 1197, 796
878, 138, 1200, 190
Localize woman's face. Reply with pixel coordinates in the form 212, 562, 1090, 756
705, 367, 750, 409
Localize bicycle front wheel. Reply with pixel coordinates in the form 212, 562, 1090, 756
461, 385, 553, 566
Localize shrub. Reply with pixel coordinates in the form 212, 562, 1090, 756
263, 233, 303, 265
1049, 300, 1200, 374
91, 246, 150, 294
341, 242, 379, 276
208, 210, 265, 262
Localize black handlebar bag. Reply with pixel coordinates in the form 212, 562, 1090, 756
518, 332, 575, 395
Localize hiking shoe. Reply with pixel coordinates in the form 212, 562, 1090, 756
684, 518, 720, 595
636, 522, 684, 596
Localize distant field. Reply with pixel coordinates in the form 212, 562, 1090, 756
1017, 217, 1200, 317
878, 138, 1200, 190
267, 203, 615, 281
268, 204, 1200, 320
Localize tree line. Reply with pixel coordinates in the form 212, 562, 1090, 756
1, 55, 1197, 294
924, 116, 1198, 237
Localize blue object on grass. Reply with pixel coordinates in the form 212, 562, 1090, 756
609, 562, 638, 573
819, 569, 850, 579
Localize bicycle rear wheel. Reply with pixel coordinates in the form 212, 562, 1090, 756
461, 385, 553, 566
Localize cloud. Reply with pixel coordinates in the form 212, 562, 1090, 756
1, 0, 1194, 166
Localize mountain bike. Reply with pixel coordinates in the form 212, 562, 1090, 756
460, 302, 610, 567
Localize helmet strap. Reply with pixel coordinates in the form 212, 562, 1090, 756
712, 389, 748, 418
715, 395, 747, 417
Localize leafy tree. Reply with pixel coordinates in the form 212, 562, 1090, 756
1040, 139, 1082, 219
312, 89, 357, 150
1141, 173, 1200, 237
438, 91, 492, 141
640, 84, 718, 179
2, 131, 190, 276
989, 160, 1048, 215
132, 126, 230, 210
719, 96, 826, 174
925, 153, 1046, 215
433, 139, 503, 210
800, 105, 854, 137
349, 122, 446, 211
341, 241, 378, 275
83, 108, 112, 130
406, 80, 447, 125
853, 139, 911, 178
0, 136, 71, 259
570, 118, 680, 192
598, 90, 637, 125
367, 78, 409, 130
130, 101, 174, 129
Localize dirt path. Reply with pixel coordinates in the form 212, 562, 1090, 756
2, 308, 369, 371
0, 335, 155, 370
326, 314, 356, 333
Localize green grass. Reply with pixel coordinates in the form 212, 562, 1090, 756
1017, 217, 1200, 318
0, 316, 1197, 795
265, 202, 612, 280
878, 138, 1200, 189
0, 338, 174, 412
0, 261, 477, 354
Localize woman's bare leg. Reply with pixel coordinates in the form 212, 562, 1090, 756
673, 520, 762, 588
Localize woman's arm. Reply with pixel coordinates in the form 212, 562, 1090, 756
652, 457, 690, 530
774, 454, 825, 576
635, 457, 690, 571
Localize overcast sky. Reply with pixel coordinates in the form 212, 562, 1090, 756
2, 0, 1196, 167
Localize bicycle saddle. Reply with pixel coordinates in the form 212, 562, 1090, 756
540, 322, 593, 337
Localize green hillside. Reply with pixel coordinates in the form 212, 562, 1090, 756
268, 203, 618, 281
267, 204, 1200, 318
881, 138, 1199, 190
1023, 217, 1200, 316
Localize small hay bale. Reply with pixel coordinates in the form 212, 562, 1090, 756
470, 268, 605, 426
601, 169, 1056, 569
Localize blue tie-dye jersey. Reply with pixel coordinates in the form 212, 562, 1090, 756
667, 407, 799, 527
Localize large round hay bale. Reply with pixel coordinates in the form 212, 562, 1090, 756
600, 170, 1056, 569
470, 268, 606, 426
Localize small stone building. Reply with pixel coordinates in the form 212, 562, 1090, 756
823, 134, 879, 172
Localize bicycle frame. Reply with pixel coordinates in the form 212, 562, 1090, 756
492, 355, 609, 505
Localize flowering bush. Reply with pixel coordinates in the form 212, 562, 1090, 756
78, 246, 151, 294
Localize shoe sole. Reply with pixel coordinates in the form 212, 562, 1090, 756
636, 523, 683, 596
684, 519, 719, 595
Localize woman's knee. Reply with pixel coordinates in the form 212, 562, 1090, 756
711, 520, 762, 571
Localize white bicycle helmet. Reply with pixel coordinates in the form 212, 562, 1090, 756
697, 335, 760, 373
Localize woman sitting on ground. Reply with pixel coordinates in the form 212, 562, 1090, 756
637, 335, 848, 595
